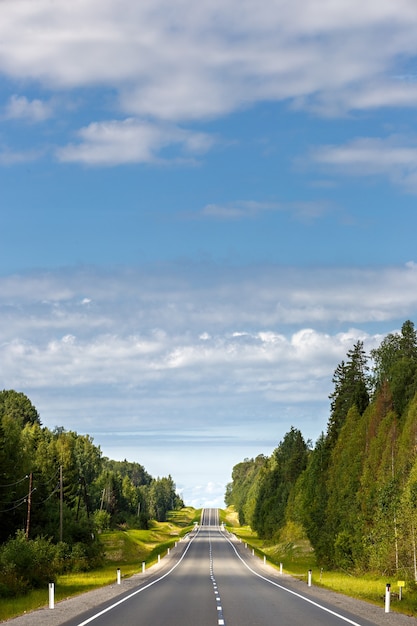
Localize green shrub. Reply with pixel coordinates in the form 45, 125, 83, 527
0, 532, 57, 597
70, 543, 89, 572
93, 510, 111, 532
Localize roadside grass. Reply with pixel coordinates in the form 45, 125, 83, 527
225, 511, 417, 618
0, 507, 200, 622
5, 506, 415, 621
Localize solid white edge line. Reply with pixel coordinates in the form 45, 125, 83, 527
221, 531, 364, 626
76, 526, 201, 626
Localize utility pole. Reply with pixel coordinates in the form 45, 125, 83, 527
100, 487, 106, 511
60, 465, 63, 543
82, 476, 90, 519
25, 472, 33, 539
75, 478, 82, 522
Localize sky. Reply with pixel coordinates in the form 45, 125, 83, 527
1, 0, 417, 508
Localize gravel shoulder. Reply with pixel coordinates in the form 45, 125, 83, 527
2, 537, 417, 626
1, 555, 176, 626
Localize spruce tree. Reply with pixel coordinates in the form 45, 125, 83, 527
327, 341, 369, 448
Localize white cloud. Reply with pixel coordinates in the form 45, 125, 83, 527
57, 118, 214, 165
0, 0, 417, 124
0, 263, 416, 405
311, 134, 417, 192
2, 262, 414, 504
198, 200, 332, 221
2, 263, 417, 339
4, 95, 52, 122
0, 146, 42, 165
0, 259, 414, 506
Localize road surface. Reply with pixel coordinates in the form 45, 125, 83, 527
58, 508, 385, 626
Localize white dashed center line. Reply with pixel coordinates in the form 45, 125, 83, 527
209, 531, 225, 626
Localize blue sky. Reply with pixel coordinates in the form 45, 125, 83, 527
2, 0, 417, 506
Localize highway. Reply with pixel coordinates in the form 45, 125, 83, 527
61, 508, 380, 626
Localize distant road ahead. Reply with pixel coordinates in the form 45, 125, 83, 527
63, 508, 379, 626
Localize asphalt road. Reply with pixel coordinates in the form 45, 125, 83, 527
53, 508, 386, 626
5, 509, 417, 626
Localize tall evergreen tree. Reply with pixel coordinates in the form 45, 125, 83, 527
298, 432, 332, 564
371, 320, 417, 416
225, 455, 267, 526
327, 341, 369, 447
0, 390, 40, 427
326, 406, 367, 568
252, 428, 308, 539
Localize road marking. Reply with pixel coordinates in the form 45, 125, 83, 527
209, 523, 226, 626
78, 509, 226, 626
76, 527, 201, 626
222, 531, 364, 626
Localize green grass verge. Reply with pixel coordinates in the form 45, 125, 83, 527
0, 507, 201, 622
223, 509, 417, 618
6, 506, 415, 621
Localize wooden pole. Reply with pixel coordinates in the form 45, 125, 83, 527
60, 465, 63, 543
25, 473, 33, 539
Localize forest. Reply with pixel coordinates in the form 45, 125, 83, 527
226, 320, 417, 580
0, 390, 183, 596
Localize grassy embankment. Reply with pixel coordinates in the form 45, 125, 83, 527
3, 507, 416, 621
0, 507, 201, 622
221, 507, 417, 618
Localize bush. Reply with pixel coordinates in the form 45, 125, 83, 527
30, 535, 58, 586
334, 530, 355, 570
70, 542, 89, 572
0, 531, 58, 597
93, 509, 111, 532
0, 563, 29, 598
0, 529, 104, 597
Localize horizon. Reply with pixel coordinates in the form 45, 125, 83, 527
1, 0, 417, 506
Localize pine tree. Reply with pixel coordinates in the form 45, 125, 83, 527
371, 320, 417, 416
252, 428, 307, 539
298, 433, 332, 564
327, 341, 369, 448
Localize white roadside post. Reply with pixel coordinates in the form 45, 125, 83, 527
280, 563, 283, 575
385, 583, 391, 613
308, 569, 312, 587
117, 568, 121, 585
49, 582, 54, 609
142, 561, 145, 573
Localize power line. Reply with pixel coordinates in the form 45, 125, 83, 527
0, 475, 29, 489
0, 501, 26, 513
0, 494, 31, 514
38, 483, 60, 504
35, 467, 60, 488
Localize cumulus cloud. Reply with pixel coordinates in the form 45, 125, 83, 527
2, 262, 414, 504
57, 118, 214, 165
0, 263, 416, 415
2, 263, 417, 337
0, 0, 417, 124
1, 1, 417, 169
311, 134, 417, 193
292, 80, 417, 117
4, 95, 52, 122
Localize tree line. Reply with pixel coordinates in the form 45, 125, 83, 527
226, 320, 417, 580
0, 390, 183, 596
